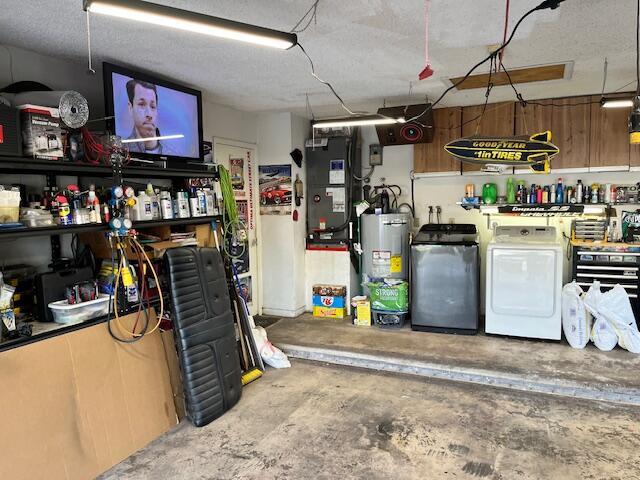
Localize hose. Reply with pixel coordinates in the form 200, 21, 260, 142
219, 165, 247, 259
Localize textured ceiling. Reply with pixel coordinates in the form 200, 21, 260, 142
0, 0, 637, 117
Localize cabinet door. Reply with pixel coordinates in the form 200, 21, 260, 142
515, 102, 553, 136
590, 93, 632, 171
550, 96, 591, 171
462, 102, 515, 173
414, 107, 462, 175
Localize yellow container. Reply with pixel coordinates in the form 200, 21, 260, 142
313, 306, 345, 319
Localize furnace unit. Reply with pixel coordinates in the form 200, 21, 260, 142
306, 134, 361, 245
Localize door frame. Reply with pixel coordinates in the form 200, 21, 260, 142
213, 136, 262, 315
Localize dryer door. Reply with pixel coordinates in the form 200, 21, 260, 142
490, 248, 558, 317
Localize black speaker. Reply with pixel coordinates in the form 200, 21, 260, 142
375, 104, 435, 147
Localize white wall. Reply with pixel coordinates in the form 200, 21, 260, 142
256, 112, 310, 316
202, 99, 256, 144
290, 114, 309, 312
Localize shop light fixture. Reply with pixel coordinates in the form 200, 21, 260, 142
83, 0, 297, 50
121, 134, 184, 144
312, 115, 406, 129
600, 98, 634, 109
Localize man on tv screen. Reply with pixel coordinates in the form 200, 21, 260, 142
125, 79, 176, 155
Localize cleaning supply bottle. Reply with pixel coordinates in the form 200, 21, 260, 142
189, 188, 200, 217
146, 183, 160, 219
137, 190, 153, 221
550, 184, 556, 204
536, 186, 543, 204
177, 191, 190, 218
556, 178, 564, 204
506, 177, 516, 204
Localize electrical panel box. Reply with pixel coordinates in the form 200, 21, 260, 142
306, 136, 361, 244
369, 143, 383, 166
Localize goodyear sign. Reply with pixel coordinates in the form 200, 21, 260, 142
444, 131, 559, 173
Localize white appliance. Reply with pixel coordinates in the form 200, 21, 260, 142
485, 226, 563, 340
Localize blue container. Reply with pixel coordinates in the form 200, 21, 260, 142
312, 295, 345, 308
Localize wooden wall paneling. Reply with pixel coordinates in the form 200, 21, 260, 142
515, 102, 553, 136
462, 102, 515, 173
550, 96, 591, 170
590, 93, 632, 170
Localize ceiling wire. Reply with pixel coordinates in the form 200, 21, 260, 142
474, 55, 496, 134
305, 93, 316, 120
404, 0, 565, 124
601, 57, 608, 96
290, 0, 320, 33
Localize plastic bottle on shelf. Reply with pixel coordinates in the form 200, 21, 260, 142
556, 178, 564, 204
136, 190, 153, 221
176, 191, 190, 218
189, 188, 201, 217
576, 180, 584, 203
506, 178, 516, 204
550, 184, 556, 204
146, 183, 160, 219
160, 191, 174, 219
204, 188, 216, 216
536, 186, 543, 204
87, 187, 101, 223
542, 186, 549, 204
530, 184, 537, 204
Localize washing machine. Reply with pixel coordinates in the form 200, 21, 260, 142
485, 226, 563, 340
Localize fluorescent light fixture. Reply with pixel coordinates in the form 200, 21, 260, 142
601, 98, 634, 108
83, 0, 297, 50
313, 115, 406, 129
121, 134, 184, 144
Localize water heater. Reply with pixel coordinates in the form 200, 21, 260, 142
361, 213, 411, 282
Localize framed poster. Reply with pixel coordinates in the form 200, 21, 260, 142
259, 164, 292, 215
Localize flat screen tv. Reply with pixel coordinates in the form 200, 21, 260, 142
103, 62, 203, 165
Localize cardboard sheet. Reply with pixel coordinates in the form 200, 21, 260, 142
0, 310, 177, 480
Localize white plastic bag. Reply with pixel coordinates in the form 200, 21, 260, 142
585, 282, 618, 351
561, 282, 590, 349
598, 285, 640, 354
251, 326, 291, 369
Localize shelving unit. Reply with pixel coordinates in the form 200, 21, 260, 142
458, 202, 610, 216
0, 156, 221, 350
0, 215, 221, 240
0, 156, 217, 178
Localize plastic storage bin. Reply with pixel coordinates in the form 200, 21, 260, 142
372, 309, 407, 328
48, 294, 111, 324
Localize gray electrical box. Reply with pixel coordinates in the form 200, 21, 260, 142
369, 143, 383, 166
306, 136, 361, 244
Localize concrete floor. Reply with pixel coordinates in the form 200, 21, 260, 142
100, 360, 640, 480
267, 315, 640, 399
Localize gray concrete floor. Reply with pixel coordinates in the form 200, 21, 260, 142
267, 315, 640, 393
100, 360, 640, 480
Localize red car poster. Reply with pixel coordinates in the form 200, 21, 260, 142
259, 164, 292, 215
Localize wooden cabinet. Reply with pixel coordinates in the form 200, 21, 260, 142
462, 102, 514, 173
413, 107, 462, 175
550, 96, 591, 171
590, 93, 632, 170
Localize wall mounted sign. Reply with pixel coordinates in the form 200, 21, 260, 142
497, 204, 584, 217
444, 131, 559, 173
259, 164, 292, 215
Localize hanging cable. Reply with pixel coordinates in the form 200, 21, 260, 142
219, 165, 247, 260
601, 57, 609, 97
404, 0, 566, 124
290, 0, 320, 33
85, 9, 96, 75
475, 55, 496, 134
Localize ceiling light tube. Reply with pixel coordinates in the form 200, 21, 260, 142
121, 134, 184, 144
313, 116, 405, 129
601, 98, 634, 108
83, 0, 297, 50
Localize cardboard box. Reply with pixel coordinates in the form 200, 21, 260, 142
17, 104, 65, 161
312, 284, 346, 297
313, 305, 345, 319
0, 310, 177, 480
312, 294, 345, 308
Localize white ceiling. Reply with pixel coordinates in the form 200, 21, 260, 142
0, 0, 637, 117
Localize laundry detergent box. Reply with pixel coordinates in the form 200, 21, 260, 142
313, 306, 345, 319
312, 295, 345, 309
